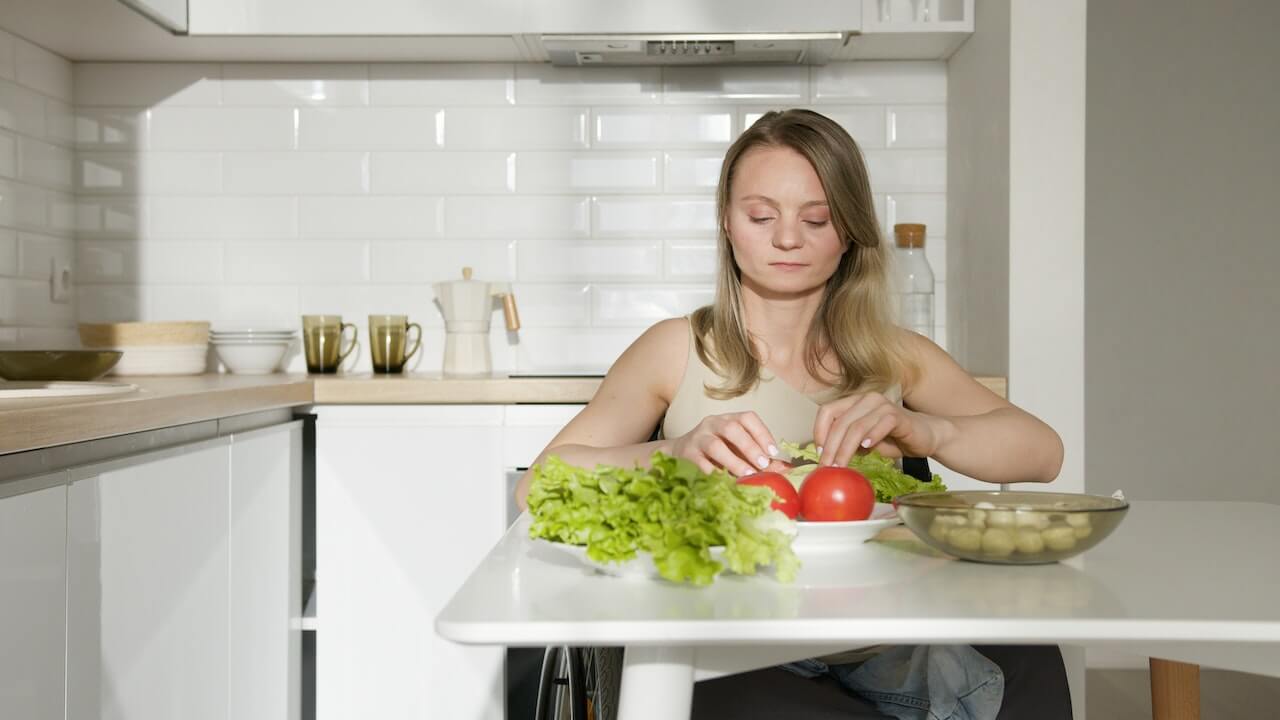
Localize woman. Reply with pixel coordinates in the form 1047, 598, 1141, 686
514, 109, 1071, 719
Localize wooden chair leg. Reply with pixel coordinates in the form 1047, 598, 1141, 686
1149, 658, 1200, 720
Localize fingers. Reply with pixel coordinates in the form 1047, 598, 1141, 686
831, 412, 898, 467
818, 393, 888, 466
700, 436, 757, 477
734, 411, 779, 460
719, 421, 770, 474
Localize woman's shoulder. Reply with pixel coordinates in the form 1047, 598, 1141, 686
605, 317, 692, 401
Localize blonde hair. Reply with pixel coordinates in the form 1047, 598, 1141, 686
690, 108, 914, 399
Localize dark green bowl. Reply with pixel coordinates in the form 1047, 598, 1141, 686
0, 350, 124, 381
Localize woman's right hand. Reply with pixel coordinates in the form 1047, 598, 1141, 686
667, 411, 779, 477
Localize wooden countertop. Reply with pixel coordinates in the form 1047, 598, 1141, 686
0, 373, 1008, 456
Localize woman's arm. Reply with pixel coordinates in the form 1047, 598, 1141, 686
513, 319, 686, 511
815, 333, 1063, 484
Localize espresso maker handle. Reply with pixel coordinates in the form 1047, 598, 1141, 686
499, 293, 521, 332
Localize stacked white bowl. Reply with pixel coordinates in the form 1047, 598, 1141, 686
210, 328, 297, 374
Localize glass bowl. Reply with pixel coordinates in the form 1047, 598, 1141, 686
895, 490, 1129, 564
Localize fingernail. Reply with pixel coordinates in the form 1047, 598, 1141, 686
767, 444, 778, 457
817, 446, 824, 454
756, 456, 769, 469
861, 438, 872, 448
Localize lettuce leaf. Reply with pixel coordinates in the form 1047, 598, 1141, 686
779, 441, 947, 503
526, 452, 799, 586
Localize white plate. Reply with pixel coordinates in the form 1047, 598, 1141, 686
793, 503, 902, 553
0, 381, 139, 399
540, 542, 731, 581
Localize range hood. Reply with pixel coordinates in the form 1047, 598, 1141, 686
541, 33, 850, 66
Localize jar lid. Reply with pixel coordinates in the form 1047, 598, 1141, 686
894, 223, 926, 248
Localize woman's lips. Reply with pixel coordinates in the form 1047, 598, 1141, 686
769, 262, 809, 271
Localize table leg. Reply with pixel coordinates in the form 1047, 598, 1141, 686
616, 646, 695, 720
1149, 657, 1200, 720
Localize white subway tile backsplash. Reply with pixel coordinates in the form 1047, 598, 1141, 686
0, 32, 14, 81
298, 107, 442, 150
75, 196, 142, 238
510, 283, 590, 327
54, 61, 949, 370
518, 240, 662, 282
812, 61, 947, 104
74, 108, 147, 150
371, 152, 513, 194
222, 63, 369, 106
443, 107, 588, 150
16, 326, 78, 348
446, 196, 589, 238
0, 180, 47, 230
887, 105, 946, 149
665, 239, 718, 280
18, 136, 73, 190
516, 152, 660, 193
592, 285, 713, 326
76, 152, 222, 195
78, 239, 224, 283
17, 232, 72, 280
864, 150, 946, 192
594, 107, 733, 148
223, 151, 368, 194
515, 65, 660, 105
14, 38, 72, 102
45, 99, 75, 146
10, 278, 73, 325
75, 63, 221, 107
370, 64, 514, 106
593, 196, 716, 236
149, 196, 297, 238
77, 284, 145, 323
225, 240, 367, 283
515, 327, 644, 373
885, 193, 946, 237
145, 284, 220, 321
0, 229, 15, 276
663, 152, 721, 193
299, 195, 443, 238
664, 66, 808, 104
149, 107, 296, 150
369, 239, 515, 282
0, 130, 14, 178
0, 79, 45, 136
217, 285, 300, 329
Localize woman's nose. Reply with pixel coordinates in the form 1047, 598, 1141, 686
773, 220, 804, 250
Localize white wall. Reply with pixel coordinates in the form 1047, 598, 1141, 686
68, 61, 950, 372
0, 29, 75, 348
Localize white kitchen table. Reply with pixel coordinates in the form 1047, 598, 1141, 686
437, 501, 1280, 719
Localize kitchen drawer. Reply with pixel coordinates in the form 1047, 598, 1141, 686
502, 404, 584, 468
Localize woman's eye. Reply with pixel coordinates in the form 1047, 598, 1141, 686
803, 220, 829, 228
749, 216, 775, 224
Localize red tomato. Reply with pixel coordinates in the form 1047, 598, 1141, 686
737, 472, 801, 519
799, 466, 874, 522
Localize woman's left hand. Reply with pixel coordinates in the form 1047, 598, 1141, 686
813, 392, 950, 467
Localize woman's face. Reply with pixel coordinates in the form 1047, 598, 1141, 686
725, 144, 845, 296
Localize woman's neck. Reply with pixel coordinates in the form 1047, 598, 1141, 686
738, 279, 825, 369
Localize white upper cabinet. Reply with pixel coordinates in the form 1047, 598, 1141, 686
0, 478, 68, 720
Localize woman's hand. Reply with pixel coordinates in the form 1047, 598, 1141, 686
668, 411, 779, 477
814, 392, 953, 467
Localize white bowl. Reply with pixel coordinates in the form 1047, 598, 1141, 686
108, 344, 209, 376
211, 327, 295, 335
211, 340, 289, 375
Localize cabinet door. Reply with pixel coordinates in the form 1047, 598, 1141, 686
316, 406, 505, 720
0, 478, 68, 720
229, 423, 302, 720
68, 441, 231, 720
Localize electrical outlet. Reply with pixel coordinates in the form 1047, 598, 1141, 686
51, 259, 72, 303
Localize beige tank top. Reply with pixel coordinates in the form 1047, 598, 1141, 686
661, 319, 901, 445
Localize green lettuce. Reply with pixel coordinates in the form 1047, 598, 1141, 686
779, 441, 947, 503
527, 452, 799, 586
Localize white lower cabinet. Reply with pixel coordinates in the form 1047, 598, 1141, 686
64, 422, 301, 720
0, 477, 68, 720
315, 405, 507, 720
